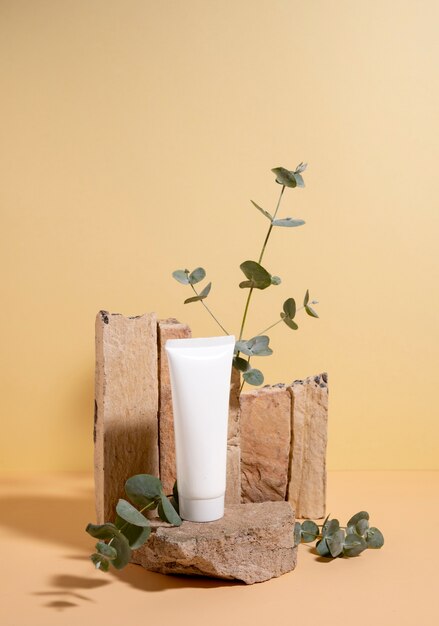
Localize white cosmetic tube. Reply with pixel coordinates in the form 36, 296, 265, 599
165, 335, 235, 522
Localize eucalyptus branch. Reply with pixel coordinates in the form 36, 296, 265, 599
238, 186, 285, 342
256, 305, 306, 336
189, 283, 230, 335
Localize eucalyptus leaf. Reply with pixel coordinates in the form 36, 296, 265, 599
86, 522, 120, 540
293, 173, 305, 188
347, 511, 370, 528
120, 524, 151, 549
233, 356, 250, 372
158, 494, 182, 526
271, 275, 281, 285
295, 162, 307, 174
366, 527, 384, 549
283, 298, 296, 319
301, 520, 319, 542
239, 261, 272, 290
116, 498, 150, 527
184, 282, 211, 304
243, 368, 264, 386
272, 218, 305, 228
327, 529, 345, 557
111, 533, 132, 569
304, 289, 310, 306
294, 522, 302, 547
188, 267, 206, 285
281, 314, 299, 330
172, 269, 190, 285
316, 538, 331, 557
251, 200, 273, 221
322, 518, 340, 538
305, 305, 319, 318
96, 541, 117, 560
125, 474, 162, 507
343, 533, 367, 557
235, 335, 273, 357
90, 553, 110, 571
271, 167, 298, 188
172, 481, 179, 506
356, 518, 369, 536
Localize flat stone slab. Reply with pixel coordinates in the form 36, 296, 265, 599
131, 501, 297, 584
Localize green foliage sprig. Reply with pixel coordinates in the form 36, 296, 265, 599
86, 474, 181, 572
294, 511, 384, 558
172, 163, 320, 391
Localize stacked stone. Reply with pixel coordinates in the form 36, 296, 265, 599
94, 313, 328, 582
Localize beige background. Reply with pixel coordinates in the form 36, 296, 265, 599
1, 0, 438, 471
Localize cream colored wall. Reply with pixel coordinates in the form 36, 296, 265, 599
1, 0, 438, 471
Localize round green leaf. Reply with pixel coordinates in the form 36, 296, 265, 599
184, 282, 211, 304
366, 527, 384, 549
281, 314, 299, 330
343, 533, 367, 557
172, 269, 189, 285
188, 267, 206, 285
316, 538, 331, 557
111, 533, 132, 569
96, 541, 117, 560
125, 474, 163, 507
120, 524, 151, 549
251, 200, 273, 221
239, 260, 272, 290
243, 368, 264, 386
271, 167, 297, 188
158, 493, 182, 526
327, 529, 345, 557
356, 518, 369, 536
235, 336, 273, 357
90, 553, 110, 572
283, 298, 296, 319
116, 498, 150, 527
305, 304, 319, 318
233, 356, 250, 372
272, 218, 305, 228
301, 520, 319, 542
86, 522, 120, 540
347, 511, 369, 528
322, 518, 340, 538
293, 173, 305, 188
294, 522, 302, 546
295, 162, 307, 174
271, 275, 282, 285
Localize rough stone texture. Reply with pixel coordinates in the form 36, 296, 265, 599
225, 367, 241, 504
287, 373, 328, 519
131, 501, 297, 584
94, 311, 158, 524
240, 386, 291, 503
157, 318, 191, 495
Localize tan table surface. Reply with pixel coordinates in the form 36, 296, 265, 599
0, 471, 437, 626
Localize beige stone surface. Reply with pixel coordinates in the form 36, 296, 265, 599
94, 311, 158, 524
225, 444, 241, 505
157, 318, 191, 495
131, 501, 297, 584
240, 385, 291, 503
287, 373, 328, 519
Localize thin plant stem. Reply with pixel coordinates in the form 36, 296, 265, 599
256, 305, 306, 336
189, 284, 230, 335
238, 185, 285, 342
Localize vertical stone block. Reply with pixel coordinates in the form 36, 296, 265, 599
287, 373, 328, 519
94, 311, 158, 524
225, 367, 241, 504
157, 318, 191, 495
240, 385, 291, 503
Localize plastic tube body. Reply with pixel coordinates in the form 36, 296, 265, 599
165, 335, 235, 522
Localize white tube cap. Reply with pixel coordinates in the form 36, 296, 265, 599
179, 495, 224, 522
